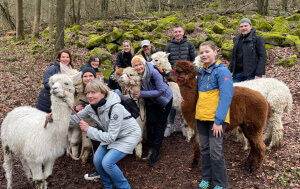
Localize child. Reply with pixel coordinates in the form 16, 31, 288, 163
195, 41, 233, 189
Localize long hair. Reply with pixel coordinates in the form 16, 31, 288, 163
57, 49, 73, 68
121, 40, 134, 56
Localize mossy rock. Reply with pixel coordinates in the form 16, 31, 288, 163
189, 39, 199, 49
132, 42, 141, 53
221, 39, 234, 59
105, 27, 123, 43
255, 20, 273, 32
132, 29, 143, 40
155, 33, 169, 41
86, 34, 107, 50
199, 15, 204, 20
100, 59, 113, 79
203, 28, 214, 34
195, 33, 209, 47
189, 17, 197, 22
207, 34, 224, 46
89, 48, 112, 62
203, 14, 213, 21
265, 44, 274, 49
199, 22, 212, 29
278, 54, 297, 67
295, 40, 300, 53
145, 22, 158, 31
229, 13, 242, 19
184, 23, 195, 34
70, 25, 82, 32
270, 16, 290, 33
229, 20, 239, 29
287, 14, 300, 21
121, 32, 135, 42
262, 33, 286, 46
105, 43, 118, 54
283, 35, 299, 46
143, 34, 154, 41
222, 29, 235, 35
218, 16, 229, 26
153, 23, 169, 33
95, 22, 106, 32
153, 41, 166, 51
157, 15, 179, 26
75, 40, 85, 48
293, 29, 300, 38
212, 23, 225, 34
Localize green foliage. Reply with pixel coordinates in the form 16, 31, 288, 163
131, 29, 143, 40
265, 44, 274, 49
212, 23, 225, 34
105, 27, 123, 43
143, 34, 154, 41
221, 39, 234, 59
218, 16, 229, 26
184, 23, 195, 34
89, 48, 112, 62
157, 15, 179, 26
207, 33, 225, 46
121, 32, 135, 42
86, 34, 107, 50
287, 14, 300, 21
278, 54, 297, 67
262, 33, 286, 46
105, 43, 118, 54
295, 40, 300, 53
6, 57, 17, 62
283, 35, 299, 46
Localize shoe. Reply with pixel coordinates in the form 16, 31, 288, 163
142, 148, 153, 160
84, 171, 100, 180
150, 149, 159, 166
164, 124, 174, 137
195, 180, 210, 189
213, 186, 224, 189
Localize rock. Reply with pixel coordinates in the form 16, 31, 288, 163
212, 23, 225, 34
283, 35, 299, 46
143, 34, 154, 41
86, 34, 107, 50
105, 43, 118, 54
121, 32, 135, 42
262, 33, 286, 46
89, 48, 112, 62
132, 29, 143, 40
278, 54, 297, 67
184, 23, 195, 34
207, 33, 225, 46
287, 14, 300, 21
105, 27, 123, 43
221, 39, 234, 59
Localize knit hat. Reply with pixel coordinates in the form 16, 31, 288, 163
81, 67, 96, 78
131, 55, 146, 65
239, 18, 252, 25
141, 40, 151, 47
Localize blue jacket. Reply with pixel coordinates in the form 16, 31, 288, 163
196, 60, 233, 125
36, 61, 61, 113
140, 62, 173, 108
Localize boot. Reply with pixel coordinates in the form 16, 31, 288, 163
150, 149, 159, 166
142, 148, 153, 160
164, 124, 174, 137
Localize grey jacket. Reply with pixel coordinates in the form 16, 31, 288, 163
70, 92, 141, 154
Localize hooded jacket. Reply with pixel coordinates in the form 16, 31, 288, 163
70, 91, 141, 154
196, 60, 233, 125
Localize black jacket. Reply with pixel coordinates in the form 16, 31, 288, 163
115, 51, 133, 68
36, 61, 61, 113
165, 36, 196, 66
229, 28, 266, 77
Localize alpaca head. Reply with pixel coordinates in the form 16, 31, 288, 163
49, 73, 75, 103
193, 56, 203, 71
173, 60, 198, 85
110, 68, 124, 81
119, 67, 140, 85
151, 52, 172, 72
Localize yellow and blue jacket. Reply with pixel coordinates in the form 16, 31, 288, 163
195, 60, 233, 125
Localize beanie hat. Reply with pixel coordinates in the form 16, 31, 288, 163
131, 55, 146, 65
81, 67, 96, 78
239, 18, 252, 25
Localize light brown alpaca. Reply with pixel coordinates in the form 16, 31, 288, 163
171, 60, 270, 172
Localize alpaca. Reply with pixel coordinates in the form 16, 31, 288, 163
1, 73, 75, 189
172, 60, 270, 172
233, 78, 293, 150
193, 55, 203, 70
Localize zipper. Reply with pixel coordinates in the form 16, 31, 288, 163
206, 76, 210, 89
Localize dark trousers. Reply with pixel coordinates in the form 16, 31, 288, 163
197, 120, 228, 188
146, 99, 172, 151
232, 72, 254, 83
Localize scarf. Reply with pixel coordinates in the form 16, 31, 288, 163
141, 63, 151, 91
60, 62, 72, 73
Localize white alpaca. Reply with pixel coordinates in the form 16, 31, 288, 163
193, 55, 203, 71
234, 78, 293, 150
1, 73, 75, 189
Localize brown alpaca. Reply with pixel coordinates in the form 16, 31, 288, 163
171, 60, 270, 172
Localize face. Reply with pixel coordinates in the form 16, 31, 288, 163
86, 91, 105, 105
199, 45, 217, 66
173, 27, 184, 42
239, 22, 252, 35
123, 42, 131, 53
132, 61, 145, 75
90, 58, 100, 69
142, 45, 151, 53
59, 52, 71, 66
82, 72, 95, 85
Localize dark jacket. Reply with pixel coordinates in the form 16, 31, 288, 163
36, 61, 61, 113
116, 51, 133, 68
165, 36, 196, 66
140, 46, 161, 62
229, 28, 266, 77
80, 63, 100, 72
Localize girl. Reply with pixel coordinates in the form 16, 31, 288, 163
80, 55, 102, 75
116, 40, 134, 68
195, 41, 233, 189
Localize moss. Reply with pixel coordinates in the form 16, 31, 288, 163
203, 14, 213, 21
155, 33, 169, 41
229, 20, 239, 29
137, 21, 148, 31
157, 15, 179, 26
199, 22, 212, 29
145, 22, 158, 31
283, 35, 299, 46
278, 54, 297, 67
105, 27, 123, 43
222, 29, 235, 35
143, 34, 154, 41
132, 29, 143, 40
293, 29, 300, 38
95, 22, 106, 32
295, 40, 300, 53
262, 33, 286, 46
105, 43, 118, 54
287, 14, 300, 21
221, 39, 234, 59
210, 2, 219, 8
203, 28, 214, 34
121, 32, 135, 42
86, 34, 107, 50
189, 17, 197, 22
255, 20, 273, 32
184, 23, 195, 34
189, 39, 199, 49
271, 16, 290, 33
41, 30, 49, 38
153, 41, 166, 51
207, 34, 224, 46
212, 23, 225, 34
265, 44, 274, 49
195, 33, 208, 48
89, 48, 112, 62
71, 25, 82, 32
6, 57, 17, 62
132, 42, 141, 53
218, 16, 229, 26
229, 13, 242, 19
100, 59, 113, 79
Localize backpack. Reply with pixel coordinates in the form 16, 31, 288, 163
108, 93, 140, 120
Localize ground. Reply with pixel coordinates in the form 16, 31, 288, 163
0, 41, 299, 188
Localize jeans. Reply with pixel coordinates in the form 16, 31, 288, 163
167, 108, 176, 124
94, 145, 130, 189
232, 73, 254, 83
197, 120, 228, 188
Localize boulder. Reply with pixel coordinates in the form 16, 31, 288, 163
105, 43, 118, 54
212, 23, 225, 34
86, 34, 107, 50
262, 33, 286, 46
89, 48, 112, 62
105, 27, 123, 43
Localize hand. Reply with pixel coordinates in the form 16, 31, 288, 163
79, 120, 90, 132
75, 104, 84, 112
133, 91, 141, 98
46, 112, 53, 123
255, 76, 262, 79
212, 123, 223, 138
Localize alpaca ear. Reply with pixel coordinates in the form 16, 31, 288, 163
164, 53, 170, 58
71, 71, 82, 82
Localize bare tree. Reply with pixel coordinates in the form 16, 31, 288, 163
76, 0, 81, 24
48, 0, 55, 40
55, 0, 66, 51
257, 0, 268, 15
0, 1, 15, 30
281, 0, 287, 11
32, 0, 42, 38
16, 0, 24, 39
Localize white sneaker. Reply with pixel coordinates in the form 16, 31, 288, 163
84, 171, 100, 180
164, 124, 174, 137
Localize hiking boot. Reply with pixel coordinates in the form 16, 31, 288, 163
84, 171, 100, 181
142, 148, 153, 160
150, 149, 159, 166
195, 180, 210, 189
164, 124, 174, 137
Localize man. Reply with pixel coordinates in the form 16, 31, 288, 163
229, 18, 266, 83
164, 26, 196, 137
140, 40, 160, 62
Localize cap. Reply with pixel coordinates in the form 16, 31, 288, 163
239, 18, 252, 25
141, 40, 151, 47
81, 67, 97, 78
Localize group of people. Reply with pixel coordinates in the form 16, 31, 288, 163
35, 18, 266, 189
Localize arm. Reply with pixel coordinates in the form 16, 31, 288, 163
69, 106, 91, 125
140, 70, 167, 98
115, 52, 122, 68
254, 36, 266, 77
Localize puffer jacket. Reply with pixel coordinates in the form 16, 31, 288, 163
36, 61, 61, 113
165, 36, 196, 66
196, 60, 233, 125
70, 91, 141, 154
115, 51, 133, 68
229, 28, 266, 77
140, 62, 173, 108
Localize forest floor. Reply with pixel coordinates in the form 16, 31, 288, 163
0, 27, 300, 188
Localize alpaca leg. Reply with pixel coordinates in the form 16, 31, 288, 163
266, 114, 284, 149
3, 146, 13, 189
70, 126, 81, 157
20, 157, 33, 181
135, 141, 143, 159
28, 162, 44, 189
190, 133, 200, 168
81, 138, 93, 164
43, 160, 55, 180
232, 127, 249, 150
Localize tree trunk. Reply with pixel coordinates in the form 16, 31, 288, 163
133, 0, 137, 13
0, 1, 15, 30
16, 0, 24, 39
281, 0, 287, 11
101, 0, 108, 17
257, 0, 268, 15
76, 0, 81, 24
48, 0, 54, 39
32, 0, 42, 38
55, 0, 66, 51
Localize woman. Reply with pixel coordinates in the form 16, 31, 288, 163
195, 41, 233, 189
80, 55, 103, 77
116, 40, 134, 68
70, 79, 141, 189
36, 49, 74, 113
132, 55, 173, 166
